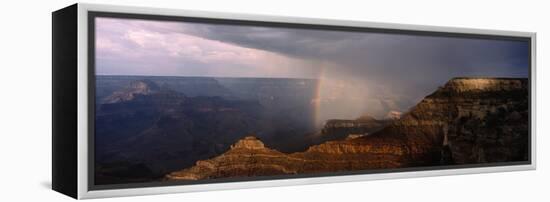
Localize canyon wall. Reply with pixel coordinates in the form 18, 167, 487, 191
166, 78, 529, 180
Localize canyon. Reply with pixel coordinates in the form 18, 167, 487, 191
166, 77, 529, 181
94, 76, 388, 184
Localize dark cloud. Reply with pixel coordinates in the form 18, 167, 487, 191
179, 23, 529, 101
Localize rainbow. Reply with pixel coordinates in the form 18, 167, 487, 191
311, 67, 326, 129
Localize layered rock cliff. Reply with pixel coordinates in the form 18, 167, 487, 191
166, 77, 529, 180
166, 136, 297, 180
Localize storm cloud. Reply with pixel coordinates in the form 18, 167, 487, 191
95, 17, 529, 119
177, 23, 528, 89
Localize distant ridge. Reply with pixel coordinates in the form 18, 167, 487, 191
103, 80, 160, 103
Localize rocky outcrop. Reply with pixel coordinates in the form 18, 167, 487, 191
166, 77, 529, 181
439, 77, 526, 92
230, 136, 267, 150
166, 136, 297, 180
381, 77, 529, 164
103, 80, 160, 103
321, 115, 389, 138
166, 134, 408, 181
385, 111, 403, 120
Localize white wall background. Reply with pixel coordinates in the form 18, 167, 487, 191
0, 0, 547, 201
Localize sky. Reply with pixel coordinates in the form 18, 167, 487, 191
95, 17, 529, 119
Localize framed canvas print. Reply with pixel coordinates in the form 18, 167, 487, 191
52, 3, 536, 199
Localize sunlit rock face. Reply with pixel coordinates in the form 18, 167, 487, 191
441, 77, 526, 93
231, 136, 266, 150
165, 135, 408, 181
166, 136, 297, 180
166, 77, 529, 181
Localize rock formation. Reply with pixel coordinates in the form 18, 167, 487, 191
166, 77, 529, 181
385, 110, 403, 120
166, 136, 296, 180
320, 115, 389, 139
103, 80, 161, 103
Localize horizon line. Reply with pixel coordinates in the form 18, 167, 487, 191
95, 74, 319, 80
